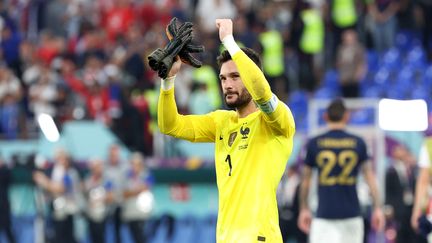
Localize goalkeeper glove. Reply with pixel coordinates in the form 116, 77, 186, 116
166, 17, 204, 68
147, 21, 193, 79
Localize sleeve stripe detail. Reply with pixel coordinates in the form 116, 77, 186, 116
161, 75, 176, 91
222, 35, 241, 56
257, 94, 278, 114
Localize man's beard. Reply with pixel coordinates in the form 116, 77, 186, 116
224, 89, 252, 109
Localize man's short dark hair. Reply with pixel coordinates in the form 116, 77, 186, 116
216, 47, 262, 69
326, 98, 346, 122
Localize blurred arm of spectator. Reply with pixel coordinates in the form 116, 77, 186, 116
105, 189, 115, 204
362, 162, 385, 231
367, 0, 400, 23
335, 29, 366, 97
384, 164, 399, 221
123, 152, 152, 199
123, 184, 149, 199
0, 66, 22, 104
412, 143, 431, 231
33, 170, 65, 195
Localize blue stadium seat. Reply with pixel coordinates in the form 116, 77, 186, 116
395, 31, 411, 52
361, 85, 383, 98
395, 30, 421, 53
395, 66, 415, 87
405, 46, 427, 70
195, 214, 217, 243
410, 84, 430, 100
171, 214, 197, 243
313, 87, 339, 99
380, 48, 402, 72
152, 214, 176, 243
288, 90, 309, 124
321, 69, 340, 90
384, 83, 409, 100
366, 50, 380, 73
287, 90, 309, 111
423, 64, 432, 89
373, 68, 391, 86
12, 215, 35, 243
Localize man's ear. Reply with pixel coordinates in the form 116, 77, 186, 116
323, 112, 329, 122
342, 111, 350, 123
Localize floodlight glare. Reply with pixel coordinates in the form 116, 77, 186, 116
37, 113, 60, 142
378, 99, 428, 131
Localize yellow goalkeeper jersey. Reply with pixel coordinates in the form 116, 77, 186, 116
158, 50, 295, 243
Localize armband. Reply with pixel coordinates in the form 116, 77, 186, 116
257, 94, 278, 114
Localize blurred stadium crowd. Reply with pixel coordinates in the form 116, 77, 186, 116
0, 0, 430, 150
0, 0, 431, 242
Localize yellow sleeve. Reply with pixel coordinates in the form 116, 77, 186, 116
231, 51, 272, 104
157, 87, 216, 142
232, 50, 295, 137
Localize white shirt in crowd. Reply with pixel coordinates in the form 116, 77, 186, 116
419, 144, 430, 168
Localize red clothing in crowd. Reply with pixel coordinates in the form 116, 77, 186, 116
102, 4, 137, 41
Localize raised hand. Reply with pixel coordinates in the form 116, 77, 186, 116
215, 19, 233, 42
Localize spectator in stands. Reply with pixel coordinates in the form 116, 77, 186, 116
28, 64, 60, 117
290, 1, 324, 92
1, 22, 22, 77
33, 148, 82, 243
385, 144, 426, 243
36, 31, 66, 66
129, 90, 153, 156
412, 137, 432, 236
0, 64, 22, 139
195, 0, 237, 34
73, 55, 111, 124
111, 23, 147, 88
259, 26, 289, 99
335, 29, 366, 98
191, 64, 222, 112
105, 144, 128, 243
83, 157, 114, 243
396, 0, 417, 32
0, 155, 16, 243
188, 81, 214, 114
233, 16, 259, 50
101, 0, 137, 42
122, 152, 154, 243
324, 0, 360, 67
43, 0, 69, 38
367, 0, 400, 52
417, 0, 432, 60
277, 164, 307, 243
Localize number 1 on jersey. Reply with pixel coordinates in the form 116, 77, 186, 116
225, 154, 232, 176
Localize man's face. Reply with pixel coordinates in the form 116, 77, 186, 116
219, 60, 252, 109
109, 145, 120, 164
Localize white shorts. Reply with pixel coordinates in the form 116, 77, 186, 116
309, 217, 364, 243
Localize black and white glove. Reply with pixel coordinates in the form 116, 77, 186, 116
147, 21, 193, 79
166, 17, 205, 68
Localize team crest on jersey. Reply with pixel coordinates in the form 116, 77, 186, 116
228, 132, 237, 147
240, 125, 250, 139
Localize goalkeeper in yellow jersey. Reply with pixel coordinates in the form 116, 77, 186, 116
157, 19, 296, 243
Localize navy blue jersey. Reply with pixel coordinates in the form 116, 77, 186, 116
304, 129, 368, 219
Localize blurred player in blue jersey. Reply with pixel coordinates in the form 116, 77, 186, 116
297, 98, 385, 243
